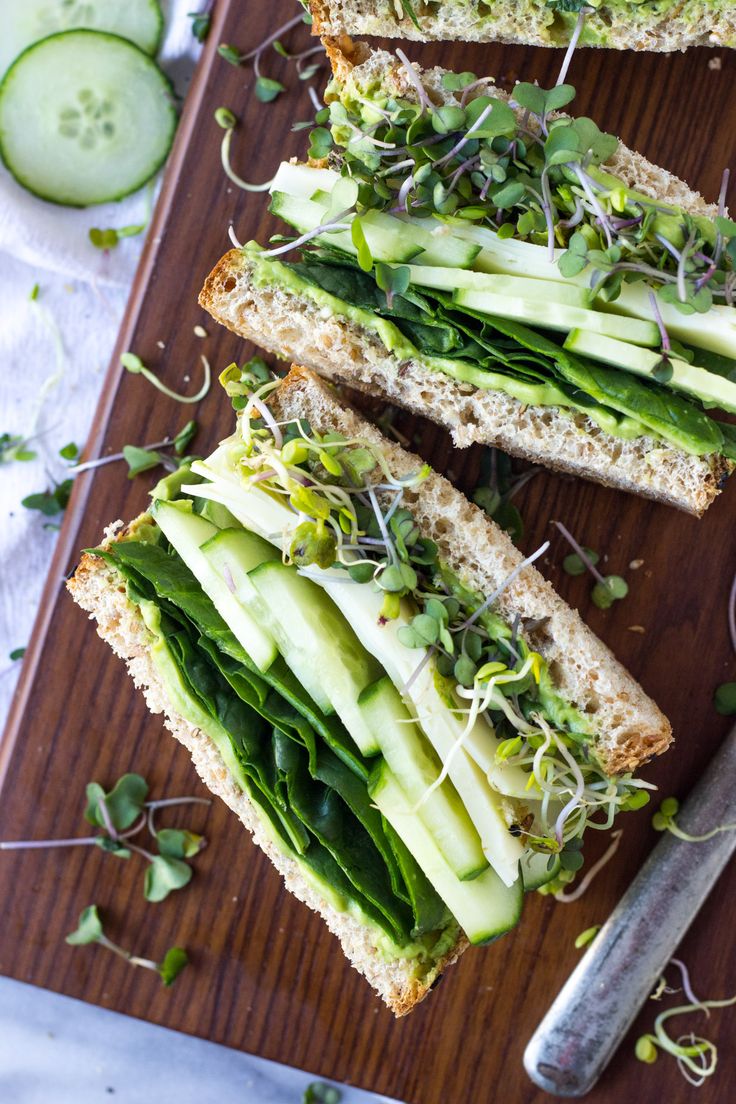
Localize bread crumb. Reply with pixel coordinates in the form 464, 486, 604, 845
627, 625, 646, 634
709, 57, 722, 70
193, 325, 208, 338
629, 559, 644, 570
156, 340, 165, 349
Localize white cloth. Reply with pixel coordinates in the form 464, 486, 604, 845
0, 3, 199, 722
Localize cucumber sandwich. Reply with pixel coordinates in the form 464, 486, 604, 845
69, 365, 671, 1013
201, 40, 736, 515
304, 0, 735, 51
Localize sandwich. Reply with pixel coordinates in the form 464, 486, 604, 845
201, 41, 736, 516
304, 0, 735, 52
69, 365, 671, 1014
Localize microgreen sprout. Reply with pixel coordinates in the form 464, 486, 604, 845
472, 449, 538, 542
188, 11, 210, 42
186, 369, 655, 866
217, 13, 318, 105
574, 924, 600, 949
21, 477, 73, 518
66, 906, 188, 986
303, 1083, 342, 1104
553, 521, 628, 609
301, 53, 736, 313
554, 829, 623, 902
635, 963, 736, 1086
214, 108, 275, 193
69, 423, 197, 478
652, 797, 736, 843
714, 572, 736, 714
122, 352, 211, 405
1, 773, 211, 903
9, 647, 26, 661
1, 432, 37, 464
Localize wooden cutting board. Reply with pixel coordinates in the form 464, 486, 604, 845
2, 4, 735, 1101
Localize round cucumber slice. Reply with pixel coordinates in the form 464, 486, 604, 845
0, 0, 163, 79
0, 30, 176, 206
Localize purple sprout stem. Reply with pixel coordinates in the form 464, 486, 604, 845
540, 169, 557, 261
670, 959, 705, 1011
242, 13, 304, 62
573, 167, 613, 247
433, 102, 496, 170
553, 521, 608, 587
97, 796, 118, 841
402, 648, 435, 696
395, 48, 433, 113
714, 167, 730, 265
261, 213, 352, 259
0, 837, 101, 851
648, 291, 671, 354
556, 7, 591, 87
677, 232, 696, 304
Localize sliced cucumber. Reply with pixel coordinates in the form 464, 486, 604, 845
0, 0, 163, 79
370, 765, 523, 945
152, 501, 278, 673
358, 677, 488, 880
248, 559, 383, 751
270, 189, 481, 269
200, 527, 280, 604
406, 265, 590, 308
565, 329, 736, 414
455, 289, 660, 347
0, 30, 176, 206
520, 850, 561, 892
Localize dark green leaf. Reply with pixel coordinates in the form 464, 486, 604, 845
255, 77, 286, 104
144, 855, 193, 902
85, 774, 148, 831
157, 828, 204, 859
59, 442, 79, 461
158, 946, 189, 986
173, 420, 198, 456
9, 646, 25, 661
303, 1084, 342, 1104
66, 905, 103, 946
188, 11, 211, 42
217, 43, 242, 66
714, 682, 736, 716
123, 445, 164, 479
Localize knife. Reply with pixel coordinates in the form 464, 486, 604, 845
523, 726, 736, 1097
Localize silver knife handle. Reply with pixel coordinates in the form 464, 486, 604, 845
523, 728, 736, 1097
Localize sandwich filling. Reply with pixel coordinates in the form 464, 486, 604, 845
243, 55, 736, 467
89, 366, 654, 964
312, 0, 734, 47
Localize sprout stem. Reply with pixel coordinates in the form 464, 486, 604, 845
554, 829, 623, 902
220, 127, 274, 192
553, 521, 608, 587
556, 7, 591, 87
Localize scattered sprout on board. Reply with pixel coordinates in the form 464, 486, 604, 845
0, 772, 211, 904
652, 796, 736, 844
122, 352, 211, 405
66, 905, 188, 988
635, 959, 736, 1087
553, 521, 628, 610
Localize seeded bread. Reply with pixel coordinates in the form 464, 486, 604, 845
308, 0, 736, 52
199, 41, 732, 516
68, 522, 467, 1016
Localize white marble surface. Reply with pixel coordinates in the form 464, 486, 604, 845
0, 977, 399, 1103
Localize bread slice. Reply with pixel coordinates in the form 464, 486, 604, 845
68, 519, 468, 1016
68, 367, 670, 1011
307, 0, 735, 51
199, 42, 732, 517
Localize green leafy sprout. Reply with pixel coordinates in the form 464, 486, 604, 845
1, 772, 210, 903
303, 1083, 341, 1104
188, 9, 211, 43
217, 10, 319, 106
283, 54, 736, 316
574, 924, 600, 949
192, 369, 654, 865
66, 905, 188, 987
652, 796, 736, 844
471, 448, 539, 542
69, 422, 198, 480
553, 521, 628, 610
635, 959, 736, 1087
122, 352, 211, 406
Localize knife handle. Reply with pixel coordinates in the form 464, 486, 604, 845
523, 728, 736, 1097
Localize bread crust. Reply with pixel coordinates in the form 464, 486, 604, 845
308, 0, 736, 51
67, 535, 467, 1016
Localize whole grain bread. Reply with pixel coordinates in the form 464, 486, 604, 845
67, 368, 671, 1012
68, 522, 467, 1016
308, 0, 736, 52
199, 41, 732, 516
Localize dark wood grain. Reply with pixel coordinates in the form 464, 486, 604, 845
2, 4, 736, 1101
